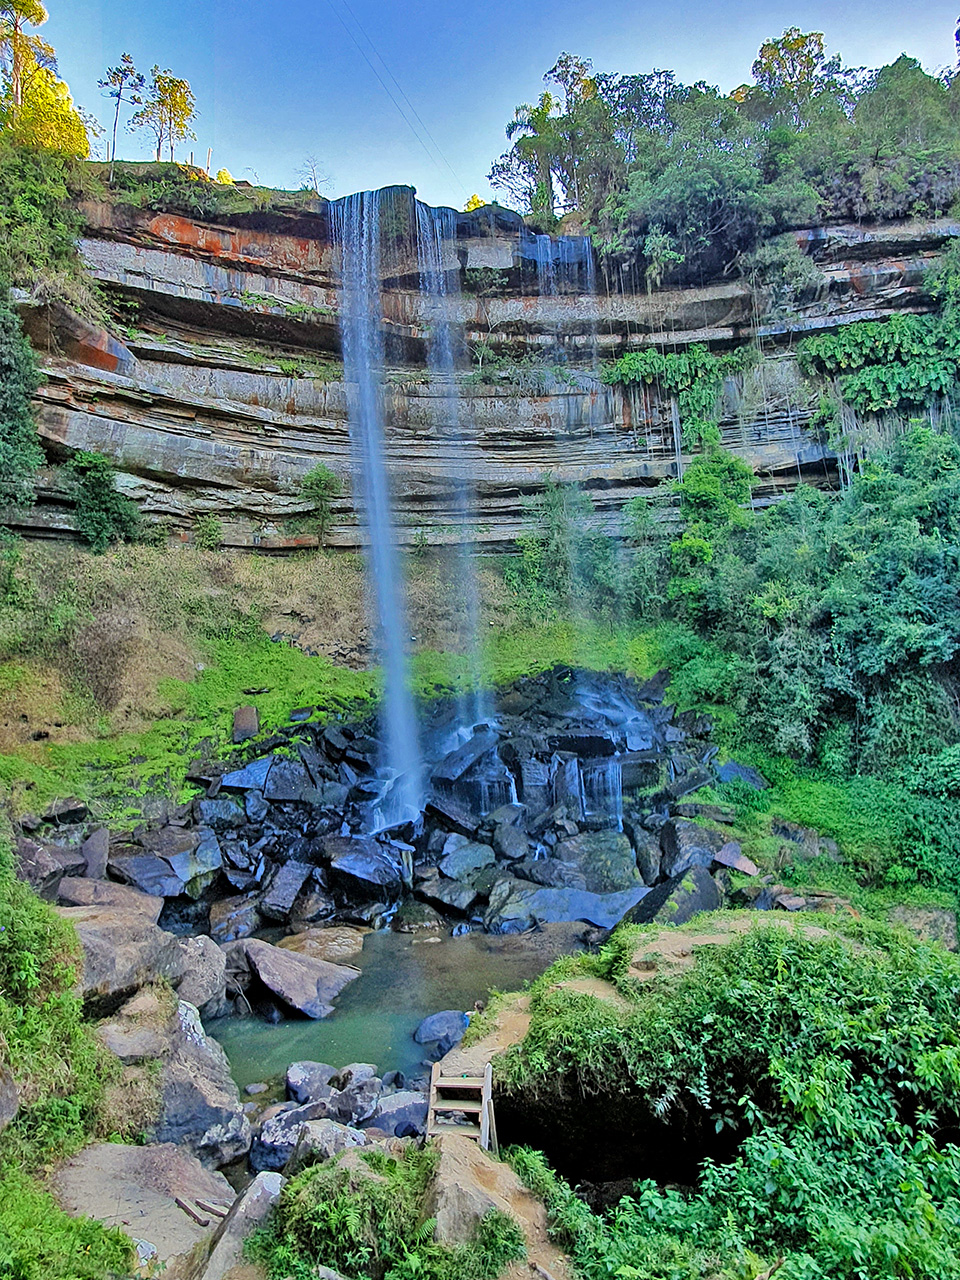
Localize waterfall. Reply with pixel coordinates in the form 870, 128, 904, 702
331, 189, 423, 825
415, 201, 489, 727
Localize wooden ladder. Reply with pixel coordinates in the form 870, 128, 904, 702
427, 1060, 498, 1156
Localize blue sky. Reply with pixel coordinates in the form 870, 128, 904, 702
45, 1, 959, 209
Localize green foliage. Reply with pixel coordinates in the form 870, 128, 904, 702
604, 345, 751, 448
0, 1171, 131, 1280
298, 463, 342, 546
66, 452, 139, 553
0, 296, 42, 509
505, 922, 960, 1279
504, 477, 623, 619
192, 513, 223, 551
0, 143, 85, 297
247, 1145, 525, 1280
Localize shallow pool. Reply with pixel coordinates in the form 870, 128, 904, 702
208, 926, 582, 1087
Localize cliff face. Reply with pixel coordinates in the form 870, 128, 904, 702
15, 198, 958, 549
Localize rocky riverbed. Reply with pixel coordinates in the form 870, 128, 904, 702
11, 664, 861, 1274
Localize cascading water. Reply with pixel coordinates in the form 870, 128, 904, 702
415, 201, 489, 728
331, 189, 423, 826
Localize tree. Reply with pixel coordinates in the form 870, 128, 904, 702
67, 451, 139, 552
296, 153, 329, 194
98, 53, 143, 180
0, 0, 47, 111
298, 463, 341, 546
130, 66, 196, 162
489, 91, 563, 217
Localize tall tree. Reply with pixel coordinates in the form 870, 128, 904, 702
98, 53, 143, 179
130, 66, 196, 162
0, 0, 47, 111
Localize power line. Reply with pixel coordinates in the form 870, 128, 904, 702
324, 0, 468, 202
336, 0, 469, 201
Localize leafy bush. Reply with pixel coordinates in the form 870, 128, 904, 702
0, 144, 84, 297
505, 922, 960, 1279
193, 514, 223, 551
247, 1144, 525, 1280
0, 298, 43, 510
298, 464, 342, 546
66, 452, 139, 553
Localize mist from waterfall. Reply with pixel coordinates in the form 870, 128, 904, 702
331, 189, 423, 824
415, 200, 489, 729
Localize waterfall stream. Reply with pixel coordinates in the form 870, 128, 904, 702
331, 189, 423, 825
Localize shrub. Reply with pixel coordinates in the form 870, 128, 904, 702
298, 464, 342, 546
66, 452, 139, 552
0, 299, 43, 510
193, 514, 223, 551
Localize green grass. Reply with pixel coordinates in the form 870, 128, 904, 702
0, 1171, 131, 1280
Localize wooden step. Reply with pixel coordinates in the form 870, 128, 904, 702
436, 1076, 484, 1089
428, 1122, 482, 1138
434, 1100, 483, 1113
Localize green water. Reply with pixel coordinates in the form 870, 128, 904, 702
208, 928, 581, 1087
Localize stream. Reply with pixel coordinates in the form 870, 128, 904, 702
208, 926, 583, 1087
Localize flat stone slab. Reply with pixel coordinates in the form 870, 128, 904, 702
58, 905, 186, 1015
232, 705, 259, 744
57, 877, 164, 923
239, 938, 360, 1019
220, 755, 274, 792
52, 1142, 234, 1264
278, 926, 366, 963
485, 879, 648, 933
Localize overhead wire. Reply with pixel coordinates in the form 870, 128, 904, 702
324, 0, 469, 203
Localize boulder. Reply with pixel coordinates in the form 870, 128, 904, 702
332, 1063, 378, 1089
286, 1061, 337, 1104
260, 860, 313, 920
81, 827, 109, 879
278, 926, 366, 963
659, 819, 728, 879
108, 854, 184, 900
326, 836, 403, 897
713, 842, 759, 876
627, 865, 723, 927
328, 1077, 382, 1126
414, 1010, 469, 1045
264, 759, 317, 804
426, 1133, 538, 1247
628, 826, 662, 886
95, 1021, 168, 1065
251, 1101, 330, 1172
51, 1142, 235, 1267
370, 1090, 428, 1137
438, 836, 496, 880
284, 1120, 367, 1176
484, 877, 648, 933
889, 905, 957, 951
416, 874, 480, 916
554, 831, 640, 894
196, 797, 244, 832
59, 904, 186, 1015
42, 796, 88, 825
57, 876, 163, 921
175, 935, 229, 1018
194, 1170, 284, 1280
232, 705, 259, 744
209, 894, 260, 944
163, 829, 223, 899
220, 755, 274, 792
513, 858, 585, 889
492, 823, 528, 861
771, 820, 821, 860
151, 1001, 252, 1168
15, 838, 84, 900
232, 937, 359, 1019
716, 760, 768, 790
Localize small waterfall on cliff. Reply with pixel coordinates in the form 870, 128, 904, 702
415, 201, 489, 728
331, 189, 423, 825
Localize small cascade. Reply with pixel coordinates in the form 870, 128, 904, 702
415, 200, 489, 727
579, 756, 624, 830
331, 189, 423, 825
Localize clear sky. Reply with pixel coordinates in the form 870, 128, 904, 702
44, 1, 959, 210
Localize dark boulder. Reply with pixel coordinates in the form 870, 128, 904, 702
438, 836, 495, 880
232, 705, 259, 744
260, 860, 313, 921
716, 760, 768, 790
659, 819, 728, 879
326, 836, 403, 898
414, 1010, 469, 1045
484, 878, 648, 933
108, 854, 184, 900
554, 831, 641, 894
220, 756, 274, 792
286, 1061, 337, 1104
625, 865, 723, 928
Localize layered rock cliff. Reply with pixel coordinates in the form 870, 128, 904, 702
15, 195, 959, 549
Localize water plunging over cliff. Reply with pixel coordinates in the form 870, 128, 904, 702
415, 200, 488, 727
331, 189, 422, 824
